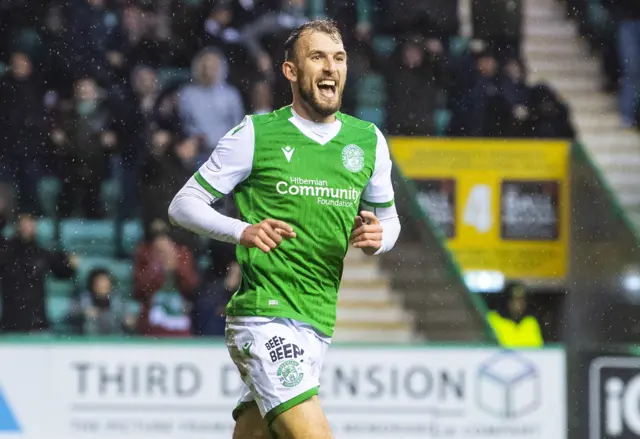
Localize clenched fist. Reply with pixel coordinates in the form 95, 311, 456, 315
240, 219, 296, 253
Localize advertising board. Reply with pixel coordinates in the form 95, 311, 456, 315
0, 343, 565, 439
390, 138, 570, 279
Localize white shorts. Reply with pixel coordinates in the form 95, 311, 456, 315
225, 317, 330, 424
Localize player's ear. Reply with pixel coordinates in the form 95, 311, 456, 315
283, 61, 297, 83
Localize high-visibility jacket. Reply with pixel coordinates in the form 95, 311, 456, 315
487, 311, 544, 348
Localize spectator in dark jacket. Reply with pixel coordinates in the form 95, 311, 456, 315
0, 213, 77, 333
0, 52, 47, 215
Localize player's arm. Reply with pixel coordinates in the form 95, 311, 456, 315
350, 126, 401, 256
168, 117, 295, 252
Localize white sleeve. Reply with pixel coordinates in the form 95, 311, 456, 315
360, 203, 401, 255
168, 176, 251, 244
362, 126, 395, 207
194, 115, 255, 197
168, 116, 255, 244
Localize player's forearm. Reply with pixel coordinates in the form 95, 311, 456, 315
361, 203, 401, 255
376, 215, 401, 255
168, 177, 250, 245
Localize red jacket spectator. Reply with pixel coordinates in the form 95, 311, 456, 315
134, 230, 198, 337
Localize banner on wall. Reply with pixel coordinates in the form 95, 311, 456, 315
390, 138, 571, 280
0, 343, 565, 439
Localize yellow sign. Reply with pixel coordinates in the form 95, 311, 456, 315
390, 138, 570, 280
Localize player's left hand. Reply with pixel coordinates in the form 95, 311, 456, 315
350, 210, 383, 256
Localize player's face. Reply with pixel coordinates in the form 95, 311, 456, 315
293, 31, 347, 117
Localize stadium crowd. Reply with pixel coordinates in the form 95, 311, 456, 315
0, 0, 575, 337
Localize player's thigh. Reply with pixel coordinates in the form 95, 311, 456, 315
233, 402, 272, 439
270, 395, 332, 439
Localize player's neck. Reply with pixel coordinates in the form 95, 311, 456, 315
291, 100, 336, 124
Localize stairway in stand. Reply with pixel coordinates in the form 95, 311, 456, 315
524, 0, 640, 232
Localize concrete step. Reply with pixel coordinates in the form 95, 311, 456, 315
524, 21, 576, 38
575, 113, 623, 131
337, 306, 411, 323
338, 286, 395, 302
582, 132, 640, 150
591, 153, 640, 168
332, 327, 415, 343
524, 42, 588, 57
598, 171, 640, 187
529, 59, 600, 77
566, 95, 616, 114
341, 264, 383, 282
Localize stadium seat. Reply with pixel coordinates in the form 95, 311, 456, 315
45, 277, 75, 298
47, 296, 72, 323
356, 73, 387, 108
435, 109, 453, 136
101, 179, 120, 217
372, 36, 396, 57
449, 36, 470, 59
356, 107, 386, 127
122, 220, 144, 255
38, 176, 61, 218
60, 219, 115, 256
157, 67, 191, 90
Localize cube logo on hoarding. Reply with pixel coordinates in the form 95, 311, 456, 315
476, 351, 541, 418
0, 387, 19, 432
589, 357, 640, 439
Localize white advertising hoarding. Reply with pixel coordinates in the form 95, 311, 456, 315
0, 343, 566, 439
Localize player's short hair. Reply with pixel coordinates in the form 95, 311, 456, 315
284, 19, 343, 62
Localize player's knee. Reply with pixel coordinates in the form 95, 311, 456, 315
233, 403, 271, 439
270, 396, 333, 439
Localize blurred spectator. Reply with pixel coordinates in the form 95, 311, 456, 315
0, 52, 47, 215
487, 282, 544, 348
141, 131, 197, 238
468, 47, 509, 136
51, 77, 117, 218
0, 213, 77, 333
192, 239, 240, 337
603, 0, 640, 127
64, 0, 115, 85
67, 268, 136, 335
498, 57, 535, 137
178, 47, 244, 165
251, 80, 274, 114
529, 84, 575, 139
385, 36, 445, 136
133, 224, 198, 337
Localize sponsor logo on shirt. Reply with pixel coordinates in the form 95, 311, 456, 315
276, 176, 360, 208
206, 151, 222, 173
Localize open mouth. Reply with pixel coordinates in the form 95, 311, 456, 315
317, 79, 337, 99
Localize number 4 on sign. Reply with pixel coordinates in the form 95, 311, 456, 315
463, 184, 492, 233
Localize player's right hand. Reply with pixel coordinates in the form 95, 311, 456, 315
240, 219, 296, 253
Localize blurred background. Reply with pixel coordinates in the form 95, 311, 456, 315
0, 0, 639, 438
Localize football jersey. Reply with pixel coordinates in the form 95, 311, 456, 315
194, 106, 395, 336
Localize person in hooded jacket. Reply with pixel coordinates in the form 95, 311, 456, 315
178, 47, 245, 167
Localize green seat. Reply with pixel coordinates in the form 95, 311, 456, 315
14, 28, 42, 58
356, 73, 387, 108
76, 256, 133, 297
372, 36, 396, 57
435, 109, 452, 136
38, 176, 61, 218
47, 296, 72, 323
449, 36, 470, 59
122, 220, 144, 255
157, 67, 191, 90
46, 277, 75, 298
356, 107, 386, 127
101, 179, 120, 218
61, 219, 116, 256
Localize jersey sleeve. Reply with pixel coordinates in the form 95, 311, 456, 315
193, 115, 255, 198
361, 126, 395, 207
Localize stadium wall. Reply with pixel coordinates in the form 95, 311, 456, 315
0, 338, 566, 439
